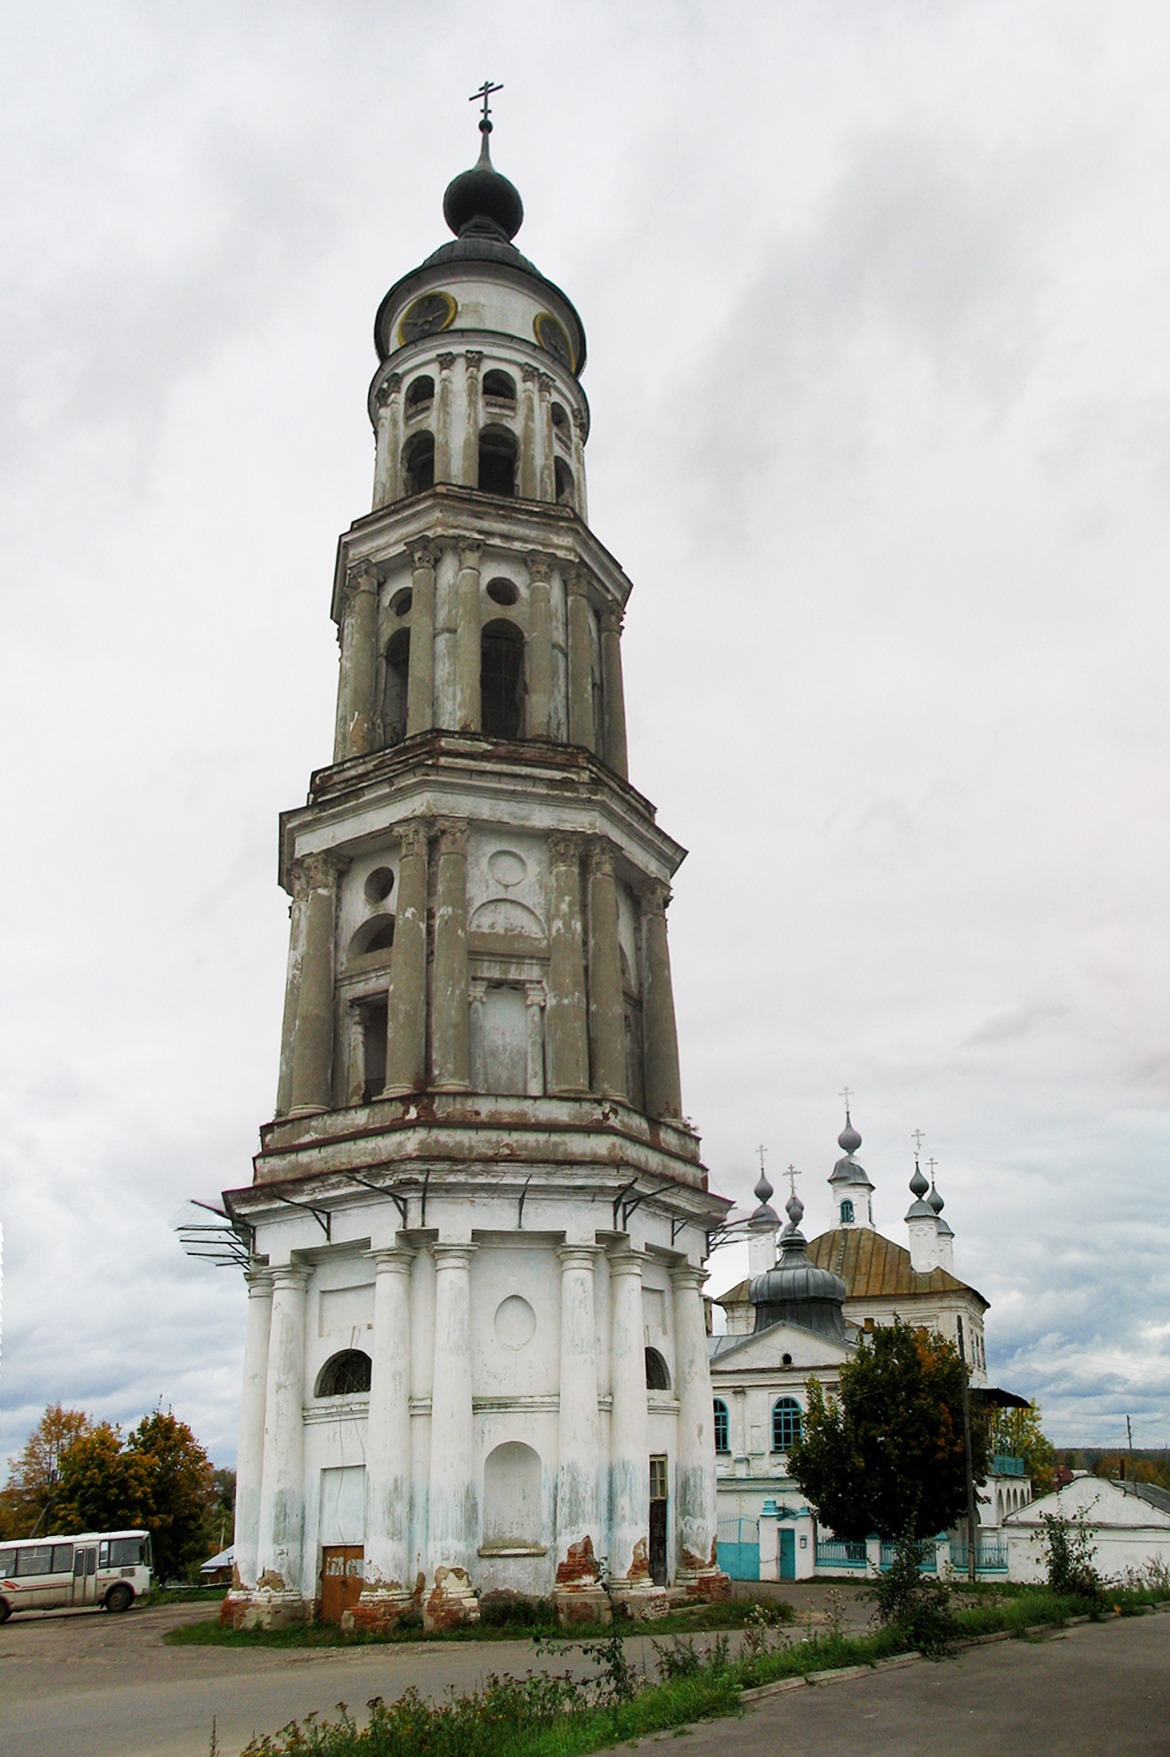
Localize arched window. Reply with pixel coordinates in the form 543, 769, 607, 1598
839, 1198, 855, 1225
645, 1347, 671, 1391
482, 1441, 541, 1548
551, 402, 570, 446
401, 431, 434, 496
405, 375, 434, 413
348, 914, 395, 960
315, 1350, 372, 1397
478, 425, 517, 497
382, 628, 410, 747
480, 619, 525, 739
772, 1397, 802, 1453
713, 1399, 730, 1454
554, 457, 575, 507
482, 370, 516, 406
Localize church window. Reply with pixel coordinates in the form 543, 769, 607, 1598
554, 458, 575, 507
401, 431, 434, 496
482, 369, 516, 405
645, 1347, 671, 1391
551, 402, 570, 445
840, 1198, 855, 1225
357, 996, 387, 1100
405, 375, 434, 413
478, 425, 518, 496
486, 576, 519, 607
713, 1399, 729, 1453
316, 1350, 372, 1397
382, 628, 410, 747
391, 588, 413, 617
364, 866, 395, 905
480, 619, 525, 739
772, 1397, 802, 1453
349, 914, 396, 959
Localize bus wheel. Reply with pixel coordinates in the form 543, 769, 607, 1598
105, 1583, 134, 1614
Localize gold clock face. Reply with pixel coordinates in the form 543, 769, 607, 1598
534, 310, 575, 372
398, 291, 457, 346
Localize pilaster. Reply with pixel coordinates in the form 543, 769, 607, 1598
462, 350, 483, 487
639, 880, 683, 1120
287, 854, 342, 1116
553, 1245, 608, 1623
546, 833, 589, 1094
354, 1246, 416, 1629
454, 537, 483, 731
405, 539, 439, 737
382, 820, 430, 1095
248, 1262, 310, 1627
372, 372, 402, 509
431, 819, 471, 1091
670, 1264, 729, 1600
434, 352, 456, 483
222, 1267, 273, 1617
598, 605, 628, 779
607, 1246, 665, 1614
425, 1243, 480, 1628
566, 565, 595, 750
335, 562, 379, 761
526, 551, 554, 738
587, 840, 626, 1100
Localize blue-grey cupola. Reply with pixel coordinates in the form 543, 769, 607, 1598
827, 1108, 875, 1230
904, 1156, 934, 1223
750, 1195, 848, 1342
746, 1163, 780, 1276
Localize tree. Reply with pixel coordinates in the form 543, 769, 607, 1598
788, 1320, 988, 1540
55, 1423, 155, 1536
988, 1403, 1057, 1496
127, 1410, 216, 1583
0, 1405, 92, 1537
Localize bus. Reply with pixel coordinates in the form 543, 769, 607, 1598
0, 1530, 152, 1621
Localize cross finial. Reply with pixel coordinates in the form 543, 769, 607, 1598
926, 1156, 938, 1181
757, 1144, 767, 1177
912, 1129, 925, 1154
785, 1164, 802, 1201
839, 1086, 853, 1111
470, 80, 504, 127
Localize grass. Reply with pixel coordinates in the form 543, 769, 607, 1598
204, 1580, 1170, 1756
167, 1596, 793, 1650
145, 1585, 228, 1608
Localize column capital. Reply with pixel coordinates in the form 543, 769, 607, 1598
245, 1266, 274, 1296
572, 408, 588, 441
606, 1244, 646, 1277
294, 850, 345, 897
431, 1241, 478, 1268
270, 1262, 311, 1292
396, 818, 431, 860
457, 536, 483, 569
669, 1261, 707, 1294
636, 876, 671, 915
525, 981, 546, 1009
374, 372, 402, 408
367, 1245, 415, 1274
464, 349, 484, 371
437, 352, 456, 372
564, 561, 590, 599
344, 560, 379, 602
557, 1242, 601, 1270
548, 830, 584, 868
526, 550, 554, 583
537, 371, 555, 397
599, 603, 624, 636
407, 537, 440, 572
588, 838, 616, 879
434, 816, 469, 855
521, 361, 539, 383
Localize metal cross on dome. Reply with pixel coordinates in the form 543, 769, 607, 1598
470, 80, 504, 124
912, 1128, 926, 1153
785, 1164, 802, 1201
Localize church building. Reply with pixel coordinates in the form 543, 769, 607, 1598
220, 105, 730, 1631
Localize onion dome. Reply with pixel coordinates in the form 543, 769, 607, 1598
442, 119, 524, 242
929, 1177, 955, 1238
829, 1108, 874, 1190
748, 1165, 780, 1226
905, 1156, 935, 1221
750, 1194, 848, 1342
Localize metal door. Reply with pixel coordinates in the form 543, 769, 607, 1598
73, 1546, 98, 1605
779, 1527, 796, 1581
716, 1517, 760, 1580
320, 1546, 364, 1624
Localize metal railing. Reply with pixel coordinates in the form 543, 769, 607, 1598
950, 1538, 1009, 1572
816, 1539, 867, 1567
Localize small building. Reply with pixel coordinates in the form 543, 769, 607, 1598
1004, 1476, 1170, 1583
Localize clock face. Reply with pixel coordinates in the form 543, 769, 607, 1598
534, 310, 575, 372
398, 291, 457, 346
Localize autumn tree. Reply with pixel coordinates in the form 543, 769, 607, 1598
788, 1320, 988, 1540
989, 1402, 1057, 1496
127, 1410, 215, 1583
0, 1405, 92, 1537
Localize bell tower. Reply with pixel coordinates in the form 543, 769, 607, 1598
223, 103, 729, 1631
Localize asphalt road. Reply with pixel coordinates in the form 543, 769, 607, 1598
2, 1595, 1168, 1757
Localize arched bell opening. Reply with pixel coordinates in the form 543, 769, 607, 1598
382, 627, 410, 747
405, 374, 435, 416
482, 369, 517, 408
315, 1350, 372, 1398
480, 619, 525, 739
401, 431, 435, 496
478, 424, 518, 497
554, 457, 575, 507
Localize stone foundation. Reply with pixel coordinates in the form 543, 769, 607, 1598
422, 1565, 480, 1632
220, 1587, 309, 1630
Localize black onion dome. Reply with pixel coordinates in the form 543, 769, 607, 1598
443, 123, 524, 241
750, 1204, 848, 1344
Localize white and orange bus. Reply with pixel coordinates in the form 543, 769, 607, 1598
0, 1530, 152, 1620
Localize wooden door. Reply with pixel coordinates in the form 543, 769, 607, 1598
320, 1546, 363, 1624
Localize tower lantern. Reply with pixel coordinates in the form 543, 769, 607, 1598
222, 112, 730, 1632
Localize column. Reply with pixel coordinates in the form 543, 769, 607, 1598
434, 352, 455, 482
572, 409, 589, 523
566, 566, 596, 751
425, 1244, 480, 1627
253, 1262, 309, 1622
670, 1264, 726, 1595
607, 1247, 659, 1604
525, 552, 554, 738
405, 539, 438, 737
546, 834, 589, 1094
274, 892, 304, 1118
525, 982, 546, 1094
587, 841, 627, 1100
383, 820, 429, 1096
598, 606, 628, 779
537, 373, 556, 501
454, 538, 482, 732
226, 1268, 273, 1608
372, 372, 402, 509
640, 881, 683, 1120
287, 854, 340, 1116
431, 819, 470, 1091
469, 979, 487, 1089
461, 351, 483, 487
554, 1246, 607, 1619
519, 364, 539, 499
334, 562, 379, 761
356, 1246, 415, 1627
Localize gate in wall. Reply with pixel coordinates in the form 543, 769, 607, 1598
716, 1517, 760, 1581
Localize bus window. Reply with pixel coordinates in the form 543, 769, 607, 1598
0, 1549, 14, 1576
86, 1547, 96, 1576
51, 1544, 73, 1572
16, 1546, 52, 1576
108, 1538, 143, 1567
74, 1548, 86, 1577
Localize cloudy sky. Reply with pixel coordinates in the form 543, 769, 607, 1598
1, 0, 1168, 1473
